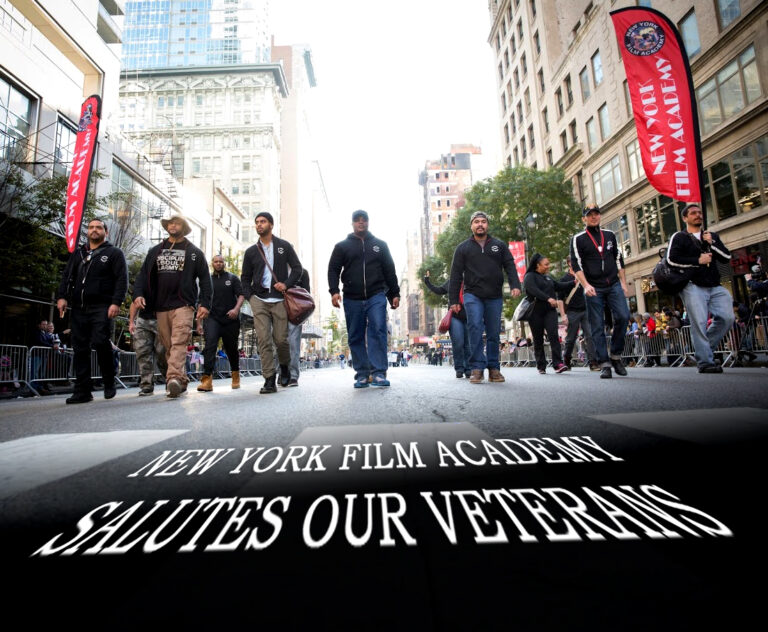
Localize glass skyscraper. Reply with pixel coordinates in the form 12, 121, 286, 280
121, 0, 271, 71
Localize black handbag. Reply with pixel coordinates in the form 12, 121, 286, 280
514, 296, 535, 322
653, 234, 700, 295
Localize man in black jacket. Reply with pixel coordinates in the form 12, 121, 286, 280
667, 203, 733, 373
449, 211, 521, 384
570, 204, 630, 379
241, 211, 303, 393
328, 210, 400, 388
287, 268, 310, 387
556, 256, 598, 370
56, 218, 128, 403
424, 270, 471, 378
133, 214, 211, 398
197, 255, 244, 392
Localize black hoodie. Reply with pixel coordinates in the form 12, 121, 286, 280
57, 240, 128, 308
328, 232, 400, 304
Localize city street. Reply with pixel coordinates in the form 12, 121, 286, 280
1, 363, 766, 629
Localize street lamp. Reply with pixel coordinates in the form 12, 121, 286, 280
517, 212, 537, 266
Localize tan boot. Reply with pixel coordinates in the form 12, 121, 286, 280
488, 368, 505, 383
197, 374, 213, 392
469, 370, 484, 384
231, 371, 240, 389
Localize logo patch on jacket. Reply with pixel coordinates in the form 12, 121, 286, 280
225, 280, 231, 286
191, 253, 197, 261
100, 255, 108, 263
491, 245, 499, 252
277, 247, 285, 254
373, 245, 380, 253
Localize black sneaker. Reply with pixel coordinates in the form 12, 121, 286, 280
610, 358, 627, 376
698, 364, 723, 374
279, 365, 291, 387
456, 371, 464, 378
66, 392, 93, 404
600, 367, 612, 379
104, 384, 117, 399
138, 387, 154, 396
288, 378, 299, 387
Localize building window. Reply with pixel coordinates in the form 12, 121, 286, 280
534, 30, 541, 56
495, 32, 501, 53
592, 155, 623, 204
586, 117, 598, 152
528, 124, 535, 149
560, 131, 568, 153
604, 213, 632, 259
530, 0, 537, 18
591, 50, 603, 86
504, 49, 510, 70
623, 80, 633, 118
0, 75, 33, 163
697, 45, 760, 135
521, 137, 527, 160
634, 195, 677, 252
569, 119, 578, 144
504, 123, 510, 146
524, 88, 531, 113
546, 148, 553, 167
598, 103, 610, 140
498, 63, 504, 82
556, 88, 564, 118
575, 171, 586, 203
626, 138, 642, 182
53, 118, 78, 177
517, 102, 524, 126
579, 67, 590, 102
716, 0, 741, 29
514, 68, 520, 90
542, 107, 549, 133
521, 53, 527, 76
501, 93, 507, 113
511, 113, 517, 135
538, 69, 545, 94
514, 147, 520, 165
517, 19, 524, 43
679, 10, 700, 58
565, 75, 573, 106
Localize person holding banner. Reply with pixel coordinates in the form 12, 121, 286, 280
56, 219, 128, 403
570, 204, 630, 379
667, 203, 733, 373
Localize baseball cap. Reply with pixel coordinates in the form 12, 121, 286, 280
352, 209, 369, 221
470, 211, 489, 222
582, 204, 601, 217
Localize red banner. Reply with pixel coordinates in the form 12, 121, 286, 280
610, 8, 702, 204
508, 241, 526, 283
65, 95, 101, 252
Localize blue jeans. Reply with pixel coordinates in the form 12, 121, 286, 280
463, 293, 503, 371
585, 282, 630, 365
680, 283, 734, 367
449, 316, 472, 373
343, 292, 388, 381
288, 322, 302, 380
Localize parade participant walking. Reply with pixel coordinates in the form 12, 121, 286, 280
570, 204, 630, 379
128, 287, 167, 396
523, 253, 573, 374
667, 203, 733, 373
133, 214, 211, 398
241, 211, 303, 394
557, 256, 598, 370
448, 211, 521, 384
56, 219, 127, 403
197, 255, 244, 392
286, 268, 310, 387
328, 210, 400, 388
424, 270, 471, 378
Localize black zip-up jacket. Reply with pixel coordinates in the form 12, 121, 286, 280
667, 230, 730, 288
57, 241, 128, 308
241, 236, 302, 300
449, 235, 521, 304
328, 232, 400, 304
134, 239, 212, 311
210, 271, 244, 323
570, 226, 624, 288
524, 271, 574, 311
424, 276, 466, 321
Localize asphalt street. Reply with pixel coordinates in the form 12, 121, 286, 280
1, 363, 766, 630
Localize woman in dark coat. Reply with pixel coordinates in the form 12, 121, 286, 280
522, 253, 575, 374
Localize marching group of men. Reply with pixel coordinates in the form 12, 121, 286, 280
55, 197, 737, 402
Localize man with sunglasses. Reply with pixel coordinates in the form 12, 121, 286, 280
667, 203, 733, 373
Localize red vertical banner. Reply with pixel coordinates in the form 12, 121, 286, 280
508, 241, 526, 284
610, 8, 703, 206
65, 95, 102, 252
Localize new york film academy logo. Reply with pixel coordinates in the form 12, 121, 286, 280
624, 21, 666, 56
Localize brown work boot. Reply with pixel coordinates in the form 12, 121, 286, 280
488, 368, 505, 382
231, 371, 240, 389
469, 370, 484, 384
197, 374, 213, 392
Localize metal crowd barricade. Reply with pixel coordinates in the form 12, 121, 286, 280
1, 344, 33, 397
28, 345, 75, 394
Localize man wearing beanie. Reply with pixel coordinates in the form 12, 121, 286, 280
449, 211, 521, 384
328, 210, 400, 388
241, 211, 304, 393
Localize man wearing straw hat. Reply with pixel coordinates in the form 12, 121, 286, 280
133, 213, 212, 398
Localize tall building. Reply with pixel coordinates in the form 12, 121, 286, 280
488, 0, 768, 314
121, 0, 271, 71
